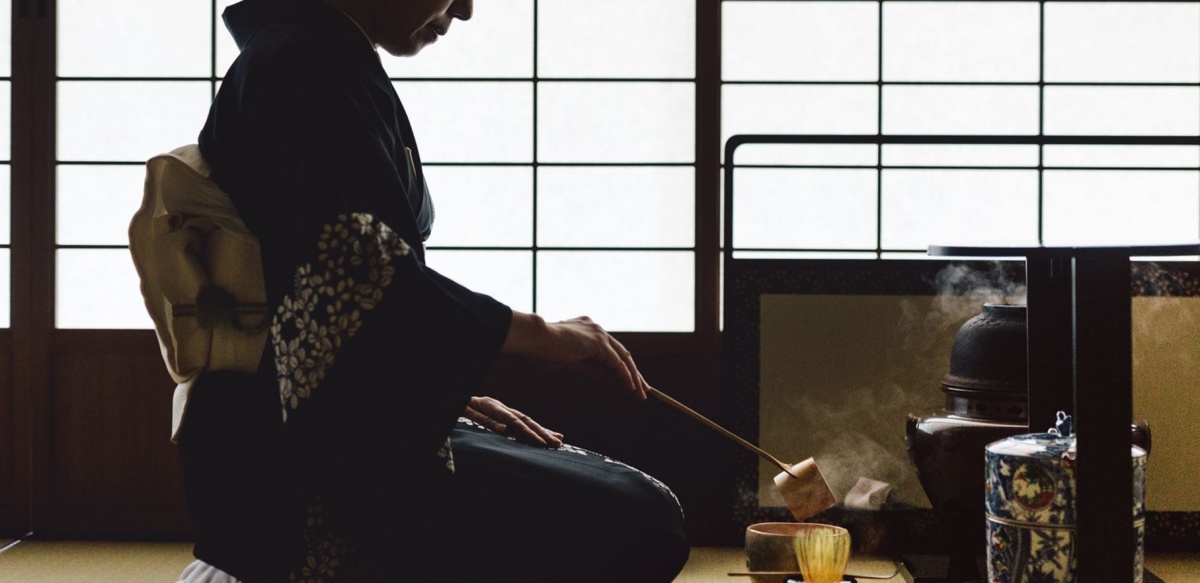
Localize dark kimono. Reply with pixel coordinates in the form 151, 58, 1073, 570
180, 0, 688, 581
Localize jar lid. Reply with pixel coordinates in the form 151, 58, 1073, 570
985, 413, 1148, 460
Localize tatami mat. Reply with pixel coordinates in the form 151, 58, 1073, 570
0, 542, 1195, 582
674, 546, 744, 583
0, 543, 750, 582
1146, 553, 1200, 582
0, 541, 193, 583
0, 543, 744, 582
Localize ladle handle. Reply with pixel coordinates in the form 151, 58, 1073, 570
646, 387, 792, 473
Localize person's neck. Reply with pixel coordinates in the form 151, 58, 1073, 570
323, 0, 377, 48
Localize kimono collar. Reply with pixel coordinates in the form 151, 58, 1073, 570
223, 0, 377, 58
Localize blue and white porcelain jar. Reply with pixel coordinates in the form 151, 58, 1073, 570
984, 414, 1147, 583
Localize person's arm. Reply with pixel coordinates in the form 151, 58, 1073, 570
204, 39, 646, 449
201, 40, 511, 452
454, 312, 648, 448
502, 311, 650, 402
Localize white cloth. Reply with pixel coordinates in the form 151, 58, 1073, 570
176, 559, 243, 583
843, 476, 894, 510
129, 144, 269, 442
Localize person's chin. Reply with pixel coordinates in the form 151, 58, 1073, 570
382, 40, 424, 58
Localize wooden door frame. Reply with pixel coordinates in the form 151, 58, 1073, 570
1, 0, 42, 538
18, 0, 52, 539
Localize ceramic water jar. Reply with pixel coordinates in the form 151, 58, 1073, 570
984, 415, 1147, 583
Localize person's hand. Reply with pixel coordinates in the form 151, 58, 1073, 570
544, 316, 652, 402
463, 396, 563, 448
502, 312, 650, 401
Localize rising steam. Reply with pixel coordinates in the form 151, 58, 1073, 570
786, 261, 1027, 509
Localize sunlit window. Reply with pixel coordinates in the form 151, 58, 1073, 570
722, 1, 1200, 259
55, 0, 216, 328
49, 1, 1199, 330
53, 0, 697, 332
390, 0, 697, 332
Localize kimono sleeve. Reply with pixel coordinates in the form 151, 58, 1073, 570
202, 40, 513, 454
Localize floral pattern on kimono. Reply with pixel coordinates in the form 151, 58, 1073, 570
269, 212, 455, 473
271, 212, 408, 419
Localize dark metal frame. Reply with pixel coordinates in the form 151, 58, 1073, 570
725, 133, 1200, 578
724, 134, 1200, 260
932, 243, 1200, 583
719, 251, 992, 527
719, 24, 1200, 562
720, 0, 1200, 258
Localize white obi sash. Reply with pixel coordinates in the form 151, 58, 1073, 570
129, 145, 269, 442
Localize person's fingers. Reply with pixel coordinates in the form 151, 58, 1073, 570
635, 369, 651, 400
621, 345, 651, 399
464, 405, 506, 435
502, 414, 547, 446
468, 397, 515, 436
472, 397, 548, 447
503, 412, 550, 447
598, 338, 638, 397
509, 408, 561, 448
607, 335, 647, 401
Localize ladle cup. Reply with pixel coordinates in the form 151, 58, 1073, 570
647, 387, 836, 521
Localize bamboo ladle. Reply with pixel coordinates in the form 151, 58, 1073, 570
647, 387, 837, 522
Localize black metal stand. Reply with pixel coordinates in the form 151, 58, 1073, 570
1024, 249, 1075, 433
929, 244, 1200, 583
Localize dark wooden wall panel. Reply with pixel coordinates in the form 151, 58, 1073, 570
30, 336, 730, 542
1, 352, 11, 502
47, 350, 186, 512
0, 351, 16, 535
